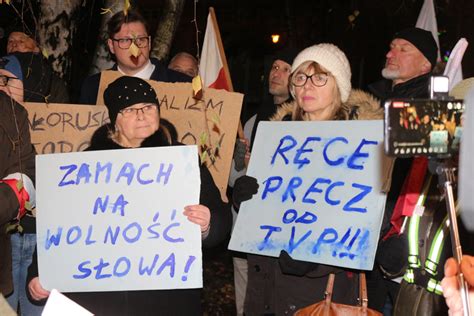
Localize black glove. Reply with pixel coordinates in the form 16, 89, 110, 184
376, 234, 408, 278
232, 175, 259, 211
278, 250, 319, 277
233, 140, 247, 172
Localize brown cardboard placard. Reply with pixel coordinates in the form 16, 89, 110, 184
98, 71, 243, 202
23, 102, 109, 154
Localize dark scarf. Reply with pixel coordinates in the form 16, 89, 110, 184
368, 73, 431, 103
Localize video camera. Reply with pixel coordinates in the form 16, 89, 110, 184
384, 76, 465, 158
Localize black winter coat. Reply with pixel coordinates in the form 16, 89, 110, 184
79, 58, 191, 105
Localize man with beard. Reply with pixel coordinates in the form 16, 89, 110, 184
367, 28, 442, 314
79, 9, 190, 105
229, 48, 296, 316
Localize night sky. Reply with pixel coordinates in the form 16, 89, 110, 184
1, 0, 473, 116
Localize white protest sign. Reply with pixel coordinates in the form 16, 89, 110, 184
36, 146, 202, 292
229, 121, 387, 270
42, 289, 93, 316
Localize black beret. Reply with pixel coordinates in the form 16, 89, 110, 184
104, 76, 158, 125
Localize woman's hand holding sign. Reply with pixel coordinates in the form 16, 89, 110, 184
183, 204, 211, 237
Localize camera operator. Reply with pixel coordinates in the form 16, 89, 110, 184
368, 28, 474, 315
367, 27, 438, 313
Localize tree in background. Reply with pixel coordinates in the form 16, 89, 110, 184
37, 0, 82, 79
150, 0, 185, 62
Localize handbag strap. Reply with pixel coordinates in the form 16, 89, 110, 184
324, 273, 335, 303
325, 273, 369, 306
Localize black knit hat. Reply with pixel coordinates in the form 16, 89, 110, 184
394, 27, 438, 68
273, 47, 299, 66
104, 76, 158, 125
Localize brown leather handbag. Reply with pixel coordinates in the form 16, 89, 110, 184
294, 273, 382, 316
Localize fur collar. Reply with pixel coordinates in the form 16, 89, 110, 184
87, 124, 172, 151
271, 89, 382, 122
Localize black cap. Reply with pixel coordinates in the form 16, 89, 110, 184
394, 27, 438, 69
104, 76, 158, 125
273, 47, 299, 66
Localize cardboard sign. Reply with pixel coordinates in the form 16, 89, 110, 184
23, 102, 109, 154
36, 146, 202, 292
97, 71, 243, 201
228, 121, 388, 270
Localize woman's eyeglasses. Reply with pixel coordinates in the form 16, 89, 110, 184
119, 104, 158, 117
291, 72, 329, 87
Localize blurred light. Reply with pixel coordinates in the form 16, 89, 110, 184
271, 34, 280, 44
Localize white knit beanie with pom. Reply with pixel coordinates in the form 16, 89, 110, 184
291, 43, 352, 102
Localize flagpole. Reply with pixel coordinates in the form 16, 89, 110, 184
208, 7, 244, 139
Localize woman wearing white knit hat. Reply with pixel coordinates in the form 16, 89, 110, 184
244, 43, 389, 315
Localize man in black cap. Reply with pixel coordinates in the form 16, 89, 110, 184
228, 47, 297, 316
366, 28, 442, 314
369, 27, 438, 100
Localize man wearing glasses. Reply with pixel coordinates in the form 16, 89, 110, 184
79, 9, 190, 105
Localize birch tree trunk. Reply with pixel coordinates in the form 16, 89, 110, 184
150, 0, 185, 61
38, 0, 82, 79
89, 0, 125, 75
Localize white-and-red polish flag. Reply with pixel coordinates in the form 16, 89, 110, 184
416, 0, 440, 62
199, 7, 233, 91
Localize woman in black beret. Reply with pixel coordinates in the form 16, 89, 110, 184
27, 76, 232, 316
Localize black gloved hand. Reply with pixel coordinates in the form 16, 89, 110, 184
232, 175, 259, 211
233, 140, 247, 172
278, 250, 319, 277
376, 234, 408, 278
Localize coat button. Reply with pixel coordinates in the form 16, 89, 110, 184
254, 265, 261, 272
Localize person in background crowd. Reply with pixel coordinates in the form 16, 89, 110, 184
27, 76, 232, 316
5, 28, 69, 103
228, 47, 297, 316
79, 9, 190, 105
234, 43, 390, 315
168, 52, 199, 78
7, 30, 40, 54
0, 58, 38, 315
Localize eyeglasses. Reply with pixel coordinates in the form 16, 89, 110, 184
119, 104, 158, 117
0, 74, 18, 87
291, 72, 329, 87
112, 36, 150, 49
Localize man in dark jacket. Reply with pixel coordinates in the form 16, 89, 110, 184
230, 48, 297, 316
6, 29, 70, 104
79, 9, 190, 105
366, 27, 439, 313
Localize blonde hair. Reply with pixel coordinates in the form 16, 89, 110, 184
290, 61, 343, 121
